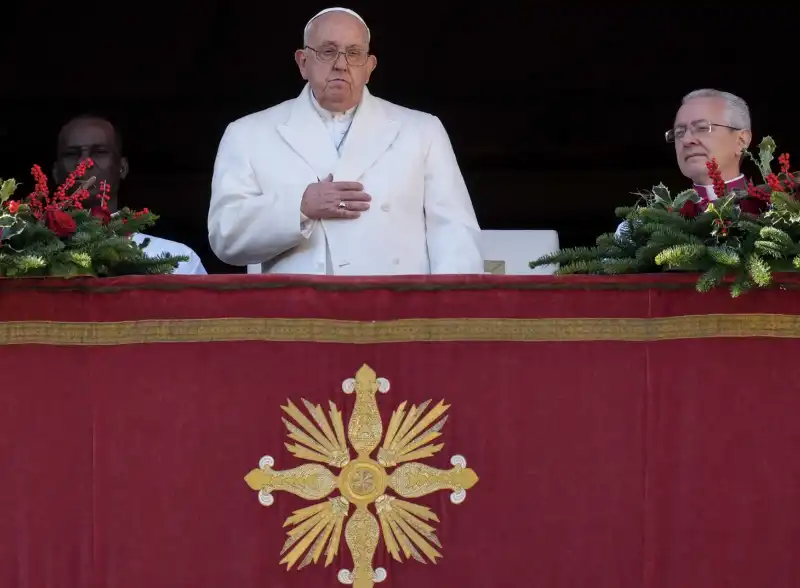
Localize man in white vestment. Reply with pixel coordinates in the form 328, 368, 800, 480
208, 7, 483, 275
54, 115, 207, 275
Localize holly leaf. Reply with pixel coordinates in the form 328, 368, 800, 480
0, 214, 26, 240
757, 136, 776, 180
651, 183, 671, 207
672, 189, 699, 211
0, 178, 19, 203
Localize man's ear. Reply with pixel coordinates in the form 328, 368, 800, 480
738, 129, 752, 153
365, 54, 377, 83
295, 49, 309, 79
120, 157, 129, 180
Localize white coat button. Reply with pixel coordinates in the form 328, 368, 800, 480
381, 203, 391, 212
392, 258, 400, 265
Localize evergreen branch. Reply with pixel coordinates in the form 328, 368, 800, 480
696, 265, 729, 292
530, 245, 613, 268
746, 253, 772, 287
759, 225, 794, 248
646, 225, 705, 246
730, 274, 754, 298
615, 206, 637, 219
599, 258, 643, 274
654, 244, 706, 268
754, 240, 788, 259
555, 259, 608, 274
736, 220, 768, 239
707, 245, 741, 266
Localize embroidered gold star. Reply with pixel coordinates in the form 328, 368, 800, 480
244, 364, 479, 587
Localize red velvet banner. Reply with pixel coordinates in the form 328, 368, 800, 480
1, 275, 799, 588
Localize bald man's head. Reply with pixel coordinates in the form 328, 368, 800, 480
295, 8, 376, 112
53, 115, 129, 211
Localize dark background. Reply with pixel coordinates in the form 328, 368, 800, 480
2, 2, 797, 273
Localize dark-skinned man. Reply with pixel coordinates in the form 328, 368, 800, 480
54, 114, 207, 275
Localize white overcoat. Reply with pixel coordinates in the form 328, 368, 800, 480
208, 85, 483, 275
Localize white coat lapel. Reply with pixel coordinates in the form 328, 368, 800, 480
277, 85, 338, 180
334, 88, 401, 181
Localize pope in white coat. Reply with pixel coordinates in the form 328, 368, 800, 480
208, 7, 483, 275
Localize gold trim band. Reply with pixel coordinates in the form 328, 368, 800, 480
0, 314, 799, 345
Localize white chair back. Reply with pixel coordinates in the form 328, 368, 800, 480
479, 229, 560, 275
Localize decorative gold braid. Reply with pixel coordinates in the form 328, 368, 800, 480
2, 314, 800, 346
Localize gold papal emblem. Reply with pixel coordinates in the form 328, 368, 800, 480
244, 364, 479, 587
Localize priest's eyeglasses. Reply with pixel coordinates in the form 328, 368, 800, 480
305, 46, 369, 66
665, 120, 741, 143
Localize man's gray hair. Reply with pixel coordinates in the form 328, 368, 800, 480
682, 89, 751, 130
303, 7, 370, 45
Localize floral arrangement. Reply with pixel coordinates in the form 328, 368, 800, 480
530, 137, 800, 296
0, 159, 186, 277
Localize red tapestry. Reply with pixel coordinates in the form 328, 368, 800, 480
1, 274, 799, 588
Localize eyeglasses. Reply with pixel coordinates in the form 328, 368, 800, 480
665, 119, 741, 143
304, 45, 369, 67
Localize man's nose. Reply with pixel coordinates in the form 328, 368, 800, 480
332, 53, 348, 71
73, 148, 92, 162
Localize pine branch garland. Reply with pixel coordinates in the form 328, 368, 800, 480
0, 162, 187, 278
530, 137, 800, 296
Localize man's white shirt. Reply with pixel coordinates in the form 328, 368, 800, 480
299, 91, 358, 273
132, 233, 207, 275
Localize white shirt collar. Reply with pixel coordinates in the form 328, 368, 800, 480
309, 89, 357, 123
695, 173, 744, 188
694, 174, 745, 201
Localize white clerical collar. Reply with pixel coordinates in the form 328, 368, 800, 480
309, 89, 357, 122
694, 174, 745, 201
695, 173, 744, 189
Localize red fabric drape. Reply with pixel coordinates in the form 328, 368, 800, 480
1, 274, 799, 588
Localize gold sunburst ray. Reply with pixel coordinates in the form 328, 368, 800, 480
282, 398, 350, 467
375, 495, 442, 564
245, 364, 479, 588
395, 415, 448, 460
378, 399, 449, 467
279, 496, 349, 570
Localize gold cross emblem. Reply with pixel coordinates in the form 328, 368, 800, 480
244, 364, 479, 587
